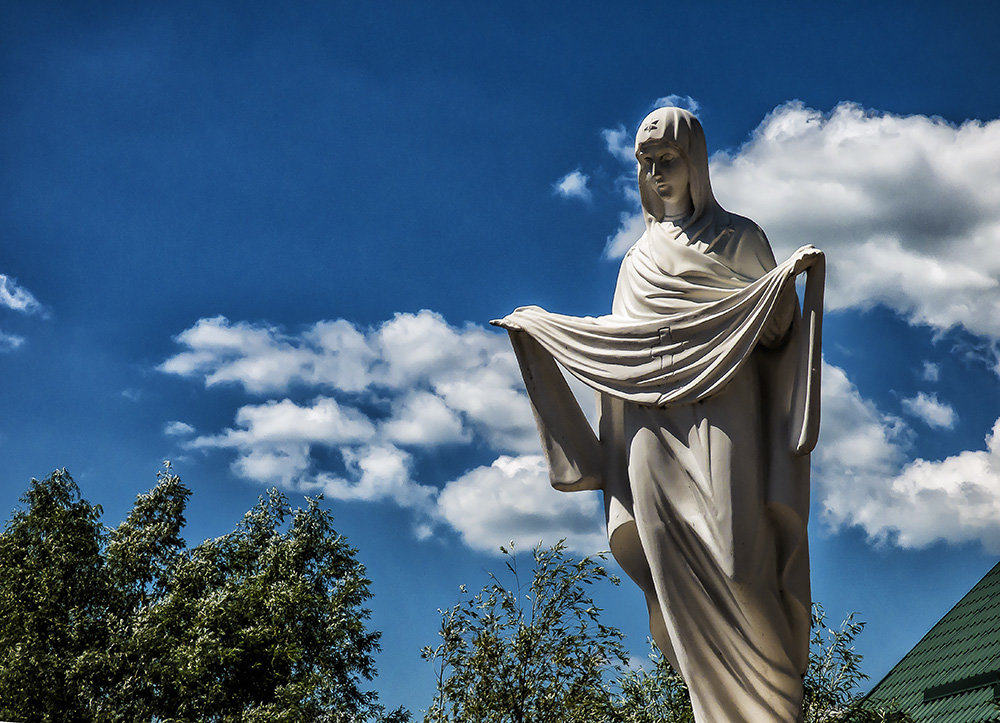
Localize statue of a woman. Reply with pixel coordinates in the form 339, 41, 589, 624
494, 107, 825, 722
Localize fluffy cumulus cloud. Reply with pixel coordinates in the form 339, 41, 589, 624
553, 170, 592, 201
162, 311, 517, 395
186, 396, 377, 488
606, 102, 1000, 342
875, 423, 1000, 551
901, 392, 957, 429
381, 391, 470, 446
712, 103, 1000, 339
437, 455, 605, 554
162, 310, 606, 552
815, 363, 1000, 553
317, 445, 436, 512
814, 363, 908, 511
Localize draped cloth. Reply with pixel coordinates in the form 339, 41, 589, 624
498, 214, 825, 722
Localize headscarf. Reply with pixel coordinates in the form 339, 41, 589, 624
634, 107, 720, 226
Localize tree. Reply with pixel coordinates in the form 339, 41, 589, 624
0, 469, 111, 721
0, 467, 407, 722
143, 489, 402, 722
422, 540, 628, 723
803, 605, 912, 723
102, 465, 192, 720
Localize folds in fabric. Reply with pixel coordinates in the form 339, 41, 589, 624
501, 245, 825, 455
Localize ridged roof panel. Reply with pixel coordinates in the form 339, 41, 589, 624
864, 560, 1000, 722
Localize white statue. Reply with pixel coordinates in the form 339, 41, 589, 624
493, 107, 825, 722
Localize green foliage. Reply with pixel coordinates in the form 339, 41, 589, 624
804, 605, 913, 723
143, 490, 392, 721
101, 466, 192, 720
804, 604, 869, 720
0, 466, 406, 722
0, 469, 110, 721
422, 540, 628, 723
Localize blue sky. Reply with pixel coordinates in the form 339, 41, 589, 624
3, 0, 1000, 714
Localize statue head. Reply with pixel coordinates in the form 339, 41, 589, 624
635, 107, 718, 224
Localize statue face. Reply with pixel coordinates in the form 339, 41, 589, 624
637, 142, 692, 217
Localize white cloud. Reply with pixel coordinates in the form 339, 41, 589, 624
604, 102, 1000, 342
815, 362, 1000, 554
652, 94, 700, 115
161, 310, 528, 400
709, 102, 1000, 339
435, 373, 539, 454
231, 444, 311, 488
305, 320, 376, 392
164, 312, 546, 549
815, 363, 908, 490
436, 455, 606, 555
0, 330, 25, 352
602, 125, 634, 164
605, 210, 646, 258
319, 444, 436, 512
0, 274, 45, 352
0, 274, 42, 315
164, 420, 196, 436
873, 422, 1000, 550
188, 397, 379, 489
901, 392, 957, 429
193, 397, 376, 450
553, 170, 592, 201
163, 311, 537, 456
381, 391, 470, 446
921, 361, 940, 382
161, 311, 611, 553
373, 311, 503, 390
159, 317, 319, 394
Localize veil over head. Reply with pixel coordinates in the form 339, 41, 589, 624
635, 107, 720, 225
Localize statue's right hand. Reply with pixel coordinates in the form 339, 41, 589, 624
490, 317, 524, 331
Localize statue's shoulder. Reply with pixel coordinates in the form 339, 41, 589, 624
718, 211, 777, 274
725, 212, 768, 242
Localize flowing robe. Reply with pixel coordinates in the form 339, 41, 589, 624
500, 212, 824, 722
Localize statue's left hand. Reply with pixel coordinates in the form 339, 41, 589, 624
792, 245, 825, 275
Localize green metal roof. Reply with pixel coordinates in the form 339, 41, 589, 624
865, 560, 1000, 722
